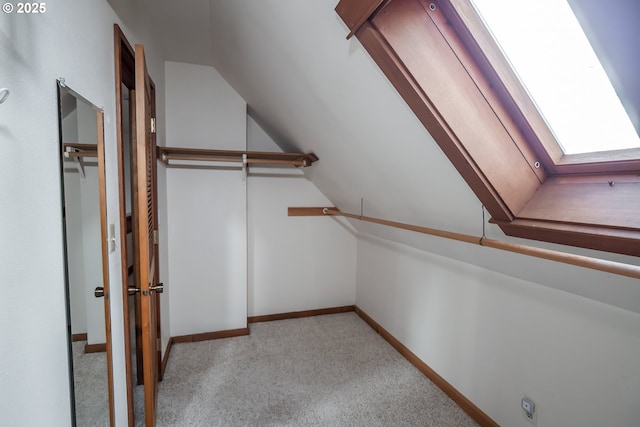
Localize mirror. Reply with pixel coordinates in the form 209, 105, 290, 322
58, 80, 112, 426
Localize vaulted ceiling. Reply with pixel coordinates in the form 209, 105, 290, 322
157, 0, 482, 233
129, 0, 640, 313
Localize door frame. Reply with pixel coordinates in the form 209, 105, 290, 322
114, 24, 137, 426
114, 24, 162, 426
134, 42, 161, 426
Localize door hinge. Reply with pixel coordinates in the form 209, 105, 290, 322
150, 117, 156, 134
153, 229, 159, 245
157, 337, 161, 351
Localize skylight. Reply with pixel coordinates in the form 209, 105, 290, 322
470, 0, 640, 156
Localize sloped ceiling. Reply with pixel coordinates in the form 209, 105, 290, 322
149, 0, 640, 313
205, 0, 482, 234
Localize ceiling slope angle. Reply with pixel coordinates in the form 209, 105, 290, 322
206, 0, 480, 230
150, 0, 640, 314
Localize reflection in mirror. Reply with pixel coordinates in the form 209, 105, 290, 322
58, 81, 111, 426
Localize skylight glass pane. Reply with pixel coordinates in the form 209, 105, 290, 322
470, 0, 640, 155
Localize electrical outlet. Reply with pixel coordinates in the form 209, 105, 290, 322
521, 397, 538, 426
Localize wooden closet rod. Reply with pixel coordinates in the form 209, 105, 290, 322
64, 150, 98, 159
63, 143, 98, 159
157, 147, 319, 168
161, 153, 306, 167
317, 207, 640, 280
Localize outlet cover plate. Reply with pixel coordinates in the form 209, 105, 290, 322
522, 399, 538, 426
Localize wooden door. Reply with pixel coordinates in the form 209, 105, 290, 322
134, 43, 161, 427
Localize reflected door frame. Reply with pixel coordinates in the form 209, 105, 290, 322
96, 110, 115, 425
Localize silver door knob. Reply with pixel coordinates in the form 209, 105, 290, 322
150, 283, 164, 294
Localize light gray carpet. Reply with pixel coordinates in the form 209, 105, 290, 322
153, 312, 479, 426
72, 341, 110, 427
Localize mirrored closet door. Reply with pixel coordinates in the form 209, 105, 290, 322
58, 80, 113, 426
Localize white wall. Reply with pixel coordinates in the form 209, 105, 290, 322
356, 233, 640, 427
157, 155, 171, 357
61, 85, 104, 344
78, 166, 106, 345
247, 116, 357, 316
165, 61, 247, 336
76, 101, 106, 345
166, 168, 247, 335
165, 61, 245, 151
1, 2, 115, 425
64, 169, 88, 335
163, 65, 358, 333
0, 1, 166, 425
63, 165, 105, 344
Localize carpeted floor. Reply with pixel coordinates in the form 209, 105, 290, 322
152, 312, 478, 427
72, 341, 110, 426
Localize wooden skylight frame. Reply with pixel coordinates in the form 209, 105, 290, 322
335, 0, 640, 257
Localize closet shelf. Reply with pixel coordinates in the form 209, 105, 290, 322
157, 146, 318, 168
62, 143, 98, 159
